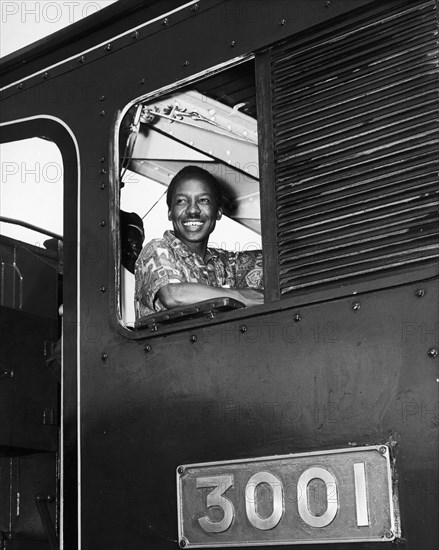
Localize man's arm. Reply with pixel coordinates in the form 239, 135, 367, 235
157, 283, 263, 309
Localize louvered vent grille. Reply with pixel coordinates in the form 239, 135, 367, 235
271, 0, 439, 295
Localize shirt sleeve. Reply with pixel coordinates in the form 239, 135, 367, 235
135, 241, 185, 312
233, 250, 264, 290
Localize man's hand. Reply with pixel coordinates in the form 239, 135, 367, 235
157, 283, 263, 309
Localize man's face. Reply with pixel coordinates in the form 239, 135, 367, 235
122, 227, 143, 273
168, 176, 222, 253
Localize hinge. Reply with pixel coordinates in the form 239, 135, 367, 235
42, 409, 58, 426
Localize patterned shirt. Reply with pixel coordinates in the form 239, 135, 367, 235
135, 230, 263, 319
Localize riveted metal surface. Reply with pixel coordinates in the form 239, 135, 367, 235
80, 276, 438, 548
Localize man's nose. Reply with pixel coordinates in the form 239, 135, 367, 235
186, 200, 201, 215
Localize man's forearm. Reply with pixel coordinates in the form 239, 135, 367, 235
157, 283, 263, 309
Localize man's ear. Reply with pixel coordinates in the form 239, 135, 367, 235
168, 210, 172, 221
216, 208, 223, 221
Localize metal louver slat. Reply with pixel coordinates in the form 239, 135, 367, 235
270, 0, 439, 295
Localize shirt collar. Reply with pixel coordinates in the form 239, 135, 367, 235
164, 230, 219, 262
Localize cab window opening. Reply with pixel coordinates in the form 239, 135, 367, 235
118, 60, 264, 329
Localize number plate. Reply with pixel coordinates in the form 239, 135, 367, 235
177, 446, 399, 547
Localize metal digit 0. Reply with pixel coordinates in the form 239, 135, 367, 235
297, 467, 338, 528
245, 472, 284, 530
196, 475, 234, 533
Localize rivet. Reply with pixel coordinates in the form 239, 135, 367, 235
190, 335, 197, 343
177, 466, 184, 474
100, 220, 106, 227
132, 31, 139, 39
79, 55, 86, 63
415, 289, 425, 298
378, 446, 387, 455
240, 325, 247, 334
100, 157, 105, 163
180, 539, 186, 548
325, 0, 332, 7
105, 43, 112, 51
101, 168, 107, 174
191, 4, 199, 12
162, 17, 169, 26
42, 72, 49, 80
279, 18, 286, 26
427, 347, 439, 358
100, 110, 106, 117
293, 313, 302, 322
150, 323, 158, 332
100, 182, 106, 190
100, 95, 106, 102
383, 530, 393, 539
100, 286, 107, 293
101, 352, 108, 361
17, 83, 24, 90
183, 60, 190, 68
139, 78, 146, 85
352, 301, 361, 311
144, 344, 151, 353
230, 40, 237, 48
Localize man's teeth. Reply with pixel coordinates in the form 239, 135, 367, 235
184, 221, 203, 226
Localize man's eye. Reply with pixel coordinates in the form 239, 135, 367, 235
199, 198, 210, 204
176, 198, 186, 205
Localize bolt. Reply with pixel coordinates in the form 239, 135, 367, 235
17, 83, 24, 90
100, 95, 106, 102
100, 157, 105, 163
132, 31, 139, 39
79, 55, 86, 63
100, 286, 107, 293
100, 183, 106, 190
190, 335, 197, 343
230, 40, 237, 47
180, 540, 186, 548
279, 18, 286, 26
101, 168, 107, 174
177, 466, 184, 475
100, 110, 106, 117
144, 345, 151, 353
100, 220, 106, 227
293, 313, 301, 322
325, 0, 331, 7
191, 4, 199, 12
383, 529, 393, 539
101, 352, 108, 361
415, 289, 425, 298
183, 60, 190, 68
162, 17, 169, 26
352, 301, 361, 311
427, 347, 439, 358
140, 78, 146, 85
42, 72, 49, 80
240, 325, 247, 334
105, 43, 112, 51
378, 446, 387, 455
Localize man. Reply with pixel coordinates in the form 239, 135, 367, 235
135, 166, 263, 319
120, 210, 145, 274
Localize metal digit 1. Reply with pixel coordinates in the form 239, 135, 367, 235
245, 472, 284, 530
196, 475, 234, 533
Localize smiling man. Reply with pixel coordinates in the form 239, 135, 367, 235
134, 166, 264, 319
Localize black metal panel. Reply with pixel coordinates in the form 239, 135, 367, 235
0, 453, 57, 546
270, 0, 439, 295
0, 307, 59, 452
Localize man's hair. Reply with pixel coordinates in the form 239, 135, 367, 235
166, 166, 223, 209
